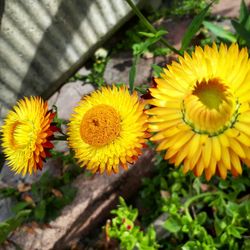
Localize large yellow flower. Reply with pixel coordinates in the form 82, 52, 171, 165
147, 43, 250, 180
67, 86, 148, 174
1, 97, 56, 175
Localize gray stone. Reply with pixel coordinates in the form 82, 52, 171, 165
104, 52, 175, 86
0, 197, 14, 223
0, 158, 62, 187
212, 0, 250, 18
151, 213, 170, 241
54, 82, 95, 120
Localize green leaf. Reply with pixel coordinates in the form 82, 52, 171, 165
164, 217, 181, 233
151, 64, 163, 77
192, 178, 201, 194
244, 16, 250, 31
203, 21, 237, 42
34, 200, 46, 221
181, 2, 213, 50
220, 232, 227, 244
214, 217, 227, 236
226, 202, 239, 217
218, 179, 229, 189
231, 20, 250, 46
129, 55, 139, 93
196, 212, 207, 225
12, 202, 30, 214
0, 187, 18, 199
227, 225, 246, 239
239, 0, 249, 25
139, 31, 156, 38
182, 241, 198, 250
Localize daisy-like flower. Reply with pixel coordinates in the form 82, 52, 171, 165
147, 43, 250, 180
67, 86, 148, 174
1, 97, 56, 175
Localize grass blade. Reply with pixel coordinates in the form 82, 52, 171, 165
181, 2, 213, 51
203, 21, 237, 42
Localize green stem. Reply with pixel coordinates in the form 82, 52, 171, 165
53, 135, 68, 141
125, 0, 182, 56
184, 192, 218, 219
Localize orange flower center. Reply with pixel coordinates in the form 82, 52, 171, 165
182, 78, 240, 136
80, 104, 121, 147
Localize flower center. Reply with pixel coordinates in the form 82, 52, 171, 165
80, 104, 121, 147
182, 78, 240, 136
193, 79, 227, 110
11, 121, 37, 149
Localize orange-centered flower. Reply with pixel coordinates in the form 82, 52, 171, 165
147, 43, 250, 180
1, 97, 56, 175
67, 86, 148, 174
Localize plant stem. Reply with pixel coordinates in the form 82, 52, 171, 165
53, 135, 68, 141
184, 192, 218, 219
125, 0, 182, 56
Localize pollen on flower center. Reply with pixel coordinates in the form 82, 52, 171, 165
193, 78, 227, 110
80, 104, 121, 147
11, 121, 37, 149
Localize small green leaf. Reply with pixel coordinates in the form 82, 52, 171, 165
34, 200, 46, 221
239, 0, 249, 25
164, 217, 181, 233
203, 21, 237, 42
151, 64, 163, 77
227, 225, 245, 239
226, 202, 239, 217
220, 232, 227, 244
218, 180, 229, 189
139, 31, 156, 38
181, 2, 213, 50
196, 212, 207, 225
155, 30, 168, 37
129, 55, 139, 93
244, 16, 250, 31
193, 178, 201, 194
12, 202, 30, 214
182, 241, 198, 250
232, 20, 250, 46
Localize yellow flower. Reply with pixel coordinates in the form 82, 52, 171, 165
67, 86, 148, 174
147, 43, 250, 180
1, 97, 56, 175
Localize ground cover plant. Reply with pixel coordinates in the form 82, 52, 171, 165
0, 0, 250, 249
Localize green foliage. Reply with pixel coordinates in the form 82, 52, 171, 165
139, 154, 250, 250
0, 164, 79, 244
203, 21, 237, 42
181, 2, 213, 51
29, 170, 77, 222
166, 0, 209, 17
107, 162, 250, 250
107, 197, 160, 250
69, 48, 108, 88
129, 30, 168, 92
0, 210, 31, 244
203, 0, 250, 46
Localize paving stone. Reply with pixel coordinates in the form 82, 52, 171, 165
0, 197, 14, 223
212, 0, 250, 18
0, 158, 62, 224
9, 149, 155, 250
0, 158, 62, 186
53, 82, 95, 121
104, 52, 174, 86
